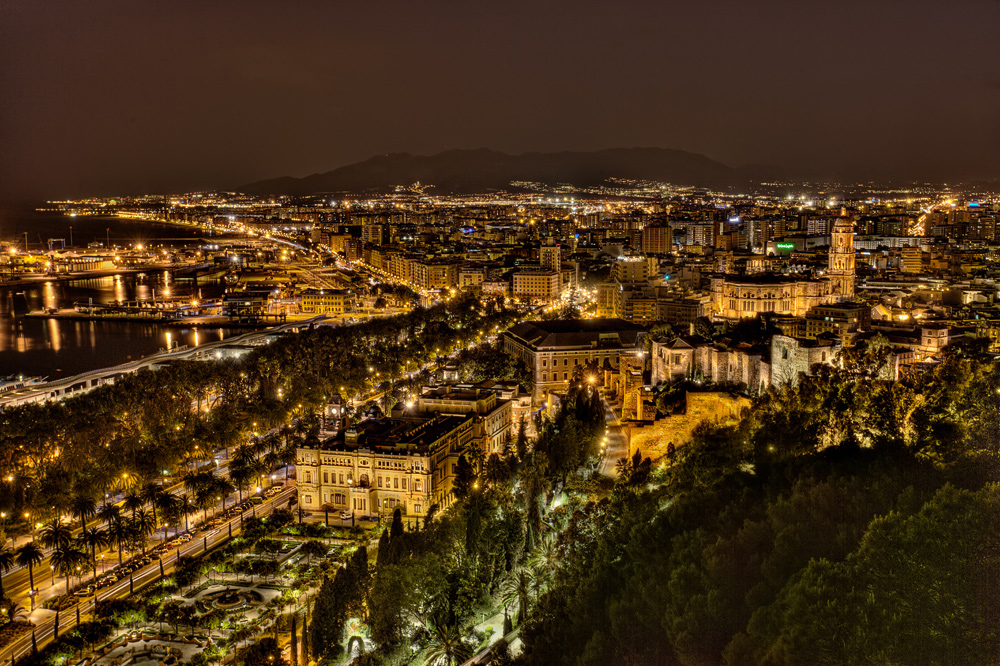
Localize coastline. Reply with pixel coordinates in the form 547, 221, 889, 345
0, 263, 176, 288
96, 212, 252, 240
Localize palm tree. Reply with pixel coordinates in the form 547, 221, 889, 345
156, 492, 182, 537
50, 544, 88, 595
139, 482, 167, 533
78, 528, 109, 582
614, 456, 631, 478
91, 465, 117, 510
97, 502, 122, 541
483, 454, 511, 489
105, 516, 130, 566
423, 624, 472, 666
15, 543, 44, 600
185, 470, 215, 515
0, 538, 15, 601
228, 460, 255, 503
214, 478, 235, 511
3, 600, 28, 624
531, 532, 558, 571
195, 486, 216, 524
500, 567, 534, 626
528, 561, 549, 602
70, 494, 98, 539
130, 509, 156, 556
176, 495, 196, 533
40, 519, 73, 551
122, 490, 144, 520
279, 443, 296, 482
262, 451, 281, 485
117, 471, 138, 494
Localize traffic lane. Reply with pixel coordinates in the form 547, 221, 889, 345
599, 424, 629, 477
2, 459, 233, 579
598, 398, 628, 477
6, 488, 296, 663
1, 484, 235, 605
1, 468, 288, 598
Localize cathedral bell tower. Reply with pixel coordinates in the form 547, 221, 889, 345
827, 208, 855, 299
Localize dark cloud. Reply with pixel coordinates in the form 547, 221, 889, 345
2, 0, 998, 198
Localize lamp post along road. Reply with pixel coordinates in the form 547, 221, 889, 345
2, 486, 296, 664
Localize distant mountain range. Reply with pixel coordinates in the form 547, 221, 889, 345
237, 148, 783, 195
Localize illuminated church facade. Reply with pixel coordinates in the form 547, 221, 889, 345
710, 213, 855, 319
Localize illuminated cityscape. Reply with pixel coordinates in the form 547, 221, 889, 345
1, 2, 998, 666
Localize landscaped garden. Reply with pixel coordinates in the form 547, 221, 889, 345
12, 506, 367, 666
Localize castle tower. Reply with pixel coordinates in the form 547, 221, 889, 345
827, 210, 855, 299
618, 353, 645, 420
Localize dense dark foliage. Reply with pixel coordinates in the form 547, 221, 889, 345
519, 345, 1000, 666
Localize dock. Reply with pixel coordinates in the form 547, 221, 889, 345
25, 307, 317, 327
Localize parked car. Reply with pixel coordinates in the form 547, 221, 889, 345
339, 511, 352, 520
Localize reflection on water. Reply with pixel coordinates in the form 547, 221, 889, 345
0, 208, 261, 379
46, 318, 60, 353
42, 282, 57, 310
0, 271, 243, 379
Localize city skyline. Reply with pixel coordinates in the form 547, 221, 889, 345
1, 3, 998, 665
2, 0, 1000, 199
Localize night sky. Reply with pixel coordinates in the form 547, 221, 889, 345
2, 0, 999, 199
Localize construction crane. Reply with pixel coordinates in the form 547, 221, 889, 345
48, 238, 66, 252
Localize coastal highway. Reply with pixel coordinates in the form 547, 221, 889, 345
0, 458, 262, 602
2, 486, 296, 663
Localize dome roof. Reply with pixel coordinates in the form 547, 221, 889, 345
832, 216, 854, 232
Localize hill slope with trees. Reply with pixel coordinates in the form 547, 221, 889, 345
519, 343, 1000, 666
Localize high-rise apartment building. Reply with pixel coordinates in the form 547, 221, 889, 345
642, 224, 672, 255
611, 257, 656, 285
513, 270, 562, 302
539, 242, 562, 271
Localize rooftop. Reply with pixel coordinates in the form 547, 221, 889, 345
314, 413, 473, 454
505, 318, 647, 350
